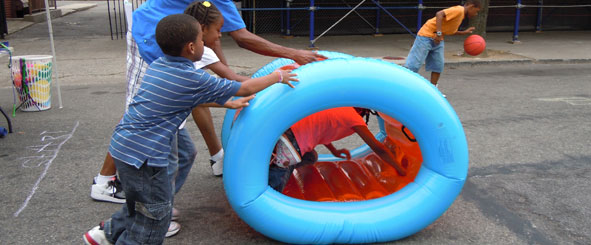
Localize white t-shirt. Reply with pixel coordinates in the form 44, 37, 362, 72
179, 47, 220, 129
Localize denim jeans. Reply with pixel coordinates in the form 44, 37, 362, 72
174, 127, 197, 194
405, 35, 445, 73
104, 158, 173, 244
166, 127, 197, 194
168, 131, 179, 195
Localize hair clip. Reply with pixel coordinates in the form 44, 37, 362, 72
202, 1, 211, 7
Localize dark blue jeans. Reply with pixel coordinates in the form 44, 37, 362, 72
104, 158, 173, 244
269, 151, 318, 192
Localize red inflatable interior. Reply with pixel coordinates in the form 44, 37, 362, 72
282, 113, 423, 202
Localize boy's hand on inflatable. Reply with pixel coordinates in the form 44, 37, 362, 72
278, 69, 299, 88
292, 50, 328, 65
224, 95, 255, 109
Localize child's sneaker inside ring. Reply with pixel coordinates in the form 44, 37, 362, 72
83, 223, 112, 245
166, 221, 181, 238
272, 135, 302, 168
90, 177, 126, 204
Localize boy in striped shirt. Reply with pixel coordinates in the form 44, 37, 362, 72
84, 14, 297, 245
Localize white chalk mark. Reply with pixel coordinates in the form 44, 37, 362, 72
27, 142, 54, 153
14, 121, 80, 217
19, 155, 49, 168
40, 130, 67, 135
41, 134, 69, 142
536, 97, 591, 105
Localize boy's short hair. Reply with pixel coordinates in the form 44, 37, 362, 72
156, 14, 201, 56
465, 0, 481, 8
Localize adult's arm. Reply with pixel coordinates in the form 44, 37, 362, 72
352, 125, 407, 176
223, 28, 327, 65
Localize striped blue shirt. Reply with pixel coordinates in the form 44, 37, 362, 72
109, 55, 241, 169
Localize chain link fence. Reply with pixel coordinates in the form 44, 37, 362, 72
108, 0, 591, 39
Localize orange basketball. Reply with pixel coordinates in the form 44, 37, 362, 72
464, 34, 486, 56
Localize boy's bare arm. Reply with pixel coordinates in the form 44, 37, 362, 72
454, 27, 475, 35
199, 95, 256, 109
434, 10, 446, 43
352, 125, 407, 176
323, 143, 351, 160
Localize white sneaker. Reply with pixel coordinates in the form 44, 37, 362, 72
171, 207, 180, 221
272, 135, 302, 168
91, 177, 126, 204
435, 84, 447, 98
210, 159, 223, 177
165, 221, 181, 238
83, 225, 112, 245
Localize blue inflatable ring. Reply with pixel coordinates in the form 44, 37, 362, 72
223, 57, 468, 244
222, 51, 385, 161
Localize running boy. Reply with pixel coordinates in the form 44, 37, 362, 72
83, 14, 297, 245
405, 0, 481, 88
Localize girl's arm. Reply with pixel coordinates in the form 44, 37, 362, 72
352, 125, 407, 176
205, 61, 250, 82
323, 143, 351, 160
235, 70, 297, 96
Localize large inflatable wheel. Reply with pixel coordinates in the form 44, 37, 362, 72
223, 57, 468, 244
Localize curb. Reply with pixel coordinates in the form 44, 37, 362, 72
61, 4, 98, 17
445, 58, 591, 68
378, 57, 591, 68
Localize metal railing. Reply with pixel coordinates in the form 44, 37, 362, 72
108, 0, 591, 45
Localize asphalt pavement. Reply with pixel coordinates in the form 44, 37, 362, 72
0, 1, 590, 244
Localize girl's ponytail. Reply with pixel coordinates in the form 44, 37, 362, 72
184, 1, 222, 26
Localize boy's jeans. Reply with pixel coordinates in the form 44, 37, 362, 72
174, 127, 197, 194
166, 127, 197, 194
104, 158, 173, 244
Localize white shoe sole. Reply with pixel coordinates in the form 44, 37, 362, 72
279, 135, 301, 163
90, 185, 126, 204
166, 221, 181, 238
211, 161, 223, 177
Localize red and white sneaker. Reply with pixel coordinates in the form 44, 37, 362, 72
272, 135, 301, 168
83, 224, 112, 245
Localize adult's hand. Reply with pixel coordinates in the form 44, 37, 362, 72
291, 50, 328, 65
228, 28, 328, 66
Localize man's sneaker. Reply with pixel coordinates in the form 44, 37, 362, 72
83, 224, 112, 245
91, 177, 126, 204
166, 221, 181, 238
171, 207, 180, 221
210, 159, 223, 177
